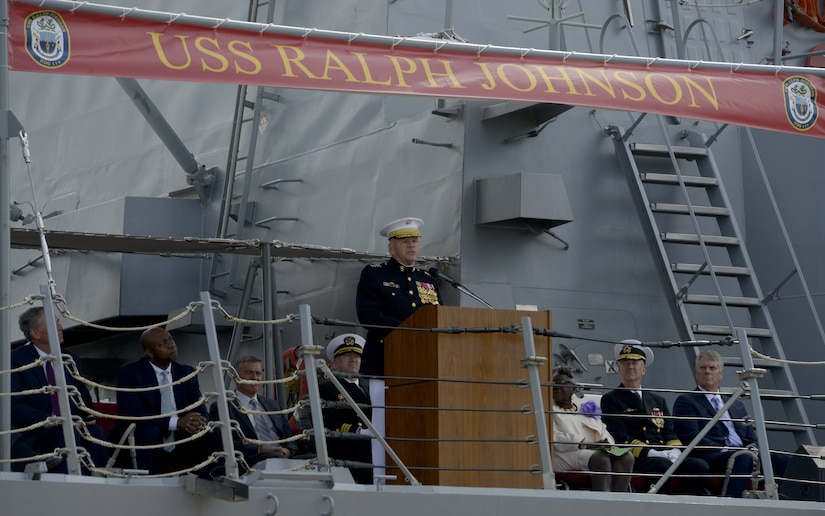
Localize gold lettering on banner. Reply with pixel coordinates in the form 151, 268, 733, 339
228, 41, 261, 75
534, 66, 580, 94
196, 37, 228, 73
352, 52, 393, 85
646, 73, 682, 106
472, 61, 719, 111
614, 71, 646, 101
681, 75, 719, 110
497, 63, 537, 92
321, 50, 358, 82
416, 58, 466, 88
475, 62, 498, 90
271, 44, 323, 79
386, 55, 417, 87
577, 69, 616, 98
147, 32, 192, 70
141, 33, 721, 113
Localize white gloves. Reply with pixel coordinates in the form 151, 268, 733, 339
356, 428, 373, 438
648, 448, 681, 462
647, 449, 669, 460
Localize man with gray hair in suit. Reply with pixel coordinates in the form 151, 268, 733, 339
210, 355, 298, 467
673, 349, 789, 497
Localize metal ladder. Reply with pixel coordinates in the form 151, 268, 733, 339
210, 0, 285, 297
206, 1, 289, 401
609, 123, 816, 448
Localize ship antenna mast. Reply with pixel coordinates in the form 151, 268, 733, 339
18, 130, 58, 298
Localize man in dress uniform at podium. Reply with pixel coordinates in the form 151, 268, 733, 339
355, 216, 441, 482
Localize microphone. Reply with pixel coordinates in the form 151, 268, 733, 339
428, 267, 494, 309
428, 267, 460, 288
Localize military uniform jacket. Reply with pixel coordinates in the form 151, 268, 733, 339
319, 379, 373, 484
600, 384, 682, 459
356, 258, 441, 376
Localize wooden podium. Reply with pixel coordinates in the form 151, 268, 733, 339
384, 305, 552, 488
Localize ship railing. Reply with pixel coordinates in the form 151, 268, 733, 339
5, 292, 825, 500
558, 380, 825, 498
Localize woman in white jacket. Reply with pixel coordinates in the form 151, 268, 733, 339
552, 368, 634, 492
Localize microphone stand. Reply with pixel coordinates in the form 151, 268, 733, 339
450, 281, 494, 309
429, 267, 495, 308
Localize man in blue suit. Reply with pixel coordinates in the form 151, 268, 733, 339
209, 355, 298, 468
673, 349, 789, 497
10, 306, 109, 472
114, 327, 211, 474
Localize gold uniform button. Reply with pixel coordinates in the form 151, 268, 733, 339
408, 290, 414, 295
407, 276, 412, 281
411, 302, 417, 308
391, 292, 396, 297
642, 427, 647, 431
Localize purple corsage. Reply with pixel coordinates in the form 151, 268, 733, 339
579, 400, 602, 419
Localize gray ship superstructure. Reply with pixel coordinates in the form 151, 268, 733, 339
1, 0, 825, 513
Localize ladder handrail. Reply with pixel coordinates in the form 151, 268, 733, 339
652, 118, 738, 336
610, 124, 817, 447
743, 127, 825, 352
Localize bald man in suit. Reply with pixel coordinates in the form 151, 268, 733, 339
114, 327, 210, 474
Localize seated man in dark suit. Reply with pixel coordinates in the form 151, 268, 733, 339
673, 349, 790, 497
10, 306, 109, 473
319, 333, 373, 484
114, 327, 211, 474
209, 355, 298, 468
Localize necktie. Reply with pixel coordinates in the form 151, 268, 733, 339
159, 371, 175, 451
250, 398, 278, 443
44, 361, 60, 416
711, 395, 743, 447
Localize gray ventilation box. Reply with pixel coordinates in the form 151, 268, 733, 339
475, 173, 573, 230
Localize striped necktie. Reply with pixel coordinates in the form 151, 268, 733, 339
250, 398, 278, 443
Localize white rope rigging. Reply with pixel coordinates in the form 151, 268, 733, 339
750, 345, 825, 366
0, 295, 299, 332
77, 419, 216, 450
64, 358, 211, 393
5, 291, 822, 369
679, 0, 763, 6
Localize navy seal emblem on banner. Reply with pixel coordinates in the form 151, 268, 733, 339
25, 10, 70, 68
784, 76, 818, 131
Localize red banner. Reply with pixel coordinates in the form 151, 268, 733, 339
8, 2, 825, 138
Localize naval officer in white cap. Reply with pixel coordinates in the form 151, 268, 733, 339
318, 333, 373, 484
